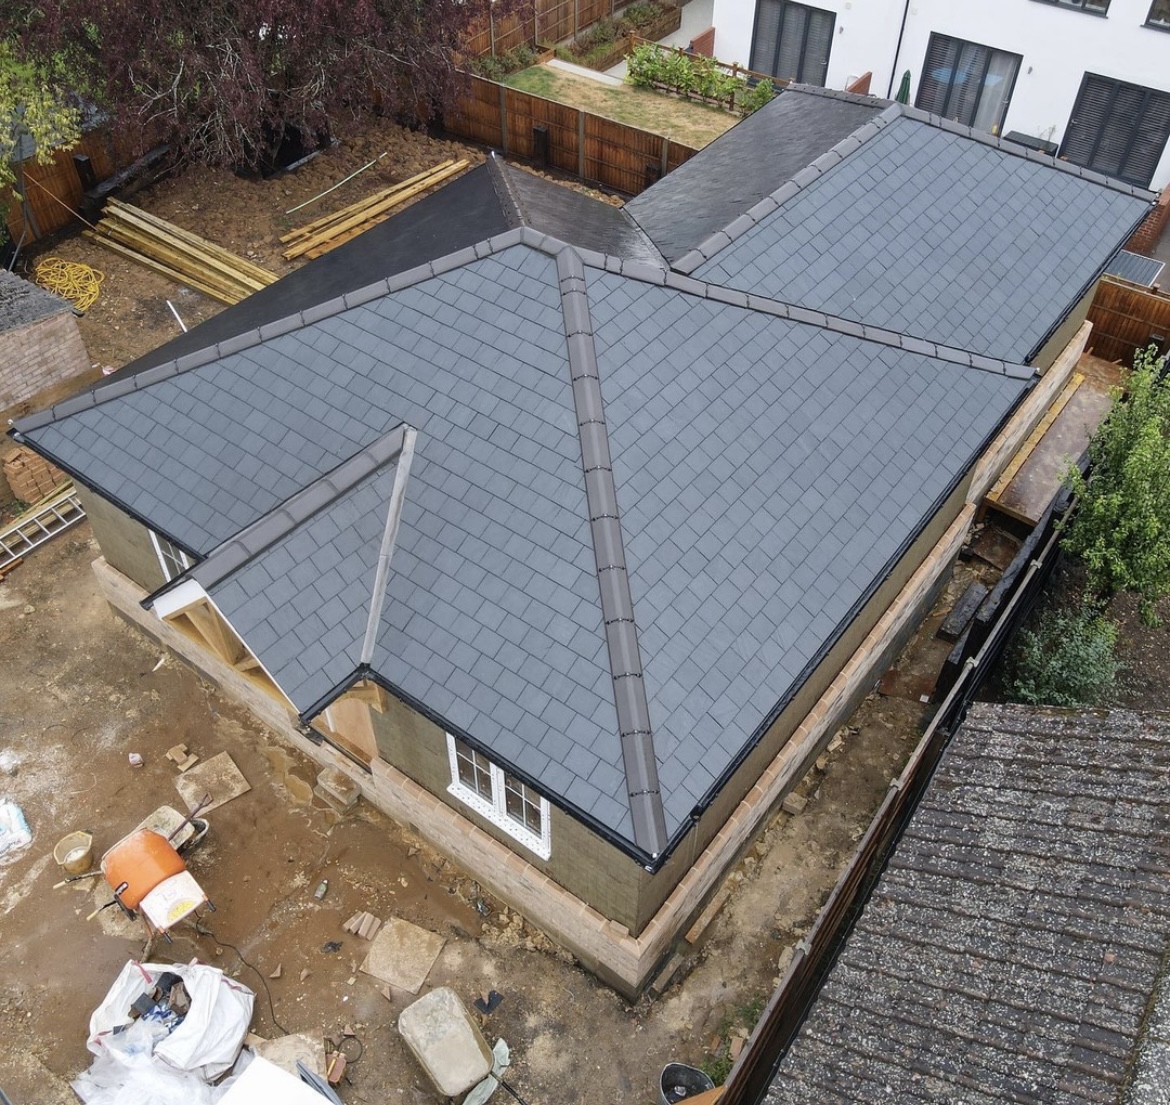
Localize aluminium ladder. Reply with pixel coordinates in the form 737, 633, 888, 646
0, 483, 87, 571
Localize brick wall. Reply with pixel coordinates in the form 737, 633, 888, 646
1126, 188, 1170, 256
3, 446, 68, 504
689, 26, 715, 56
0, 312, 90, 413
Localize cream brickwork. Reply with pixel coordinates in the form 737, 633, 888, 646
0, 313, 89, 412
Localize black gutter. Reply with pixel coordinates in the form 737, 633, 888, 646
1024, 203, 1156, 365
3, 434, 204, 567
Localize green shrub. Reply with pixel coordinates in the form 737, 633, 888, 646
1005, 603, 1123, 707
740, 76, 775, 114
1063, 344, 1170, 625
470, 44, 539, 81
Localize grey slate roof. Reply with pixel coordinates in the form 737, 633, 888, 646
692, 110, 1152, 362
101, 158, 657, 378
625, 86, 886, 264
767, 702, 1170, 1105
0, 269, 71, 333
12, 99, 1146, 858
12, 231, 1029, 851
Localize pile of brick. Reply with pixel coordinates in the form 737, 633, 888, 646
3, 446, 67, 505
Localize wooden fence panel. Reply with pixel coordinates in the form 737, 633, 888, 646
447, 75, 699, 195
1087, 276, 1170, 365
467, 0, 633, 55
5, 132, 115, 242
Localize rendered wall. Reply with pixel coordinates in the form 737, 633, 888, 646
710, 0, 1170, 188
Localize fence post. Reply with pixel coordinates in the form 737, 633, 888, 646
574, 0, 579, 38
660, 136, 669, 178
490, 7, 496, 55
534, 0, 539, 46
499, 83, 509, 153
578, 110, 586, 181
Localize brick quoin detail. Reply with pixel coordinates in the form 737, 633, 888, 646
845, 71, 873, 96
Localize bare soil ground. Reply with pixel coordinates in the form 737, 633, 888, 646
0, 517, 978, 1105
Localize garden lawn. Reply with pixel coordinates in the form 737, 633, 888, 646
505, 64, 737, 148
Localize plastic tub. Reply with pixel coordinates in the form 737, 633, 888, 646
659, 1063, 715, 1104
54, 831, 93, 875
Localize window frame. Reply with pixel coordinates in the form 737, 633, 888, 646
446, 734, 551, 859
1030, 0, 1110, 14
1059, 72, 1170, 188
150, 529, 193, 582
1147, 0, 1170, 30
915, 33, 1022, 135
749, 0, 835, 86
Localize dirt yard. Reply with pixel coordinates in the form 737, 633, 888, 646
0, 121, 1081, 1104
0, 512, 977, 1104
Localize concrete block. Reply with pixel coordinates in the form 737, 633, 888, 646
315, 766, 360, 812
781, 793, 807, 815
397, 987, 493, 1098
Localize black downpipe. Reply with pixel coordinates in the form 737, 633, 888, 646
885, 0, 913, 99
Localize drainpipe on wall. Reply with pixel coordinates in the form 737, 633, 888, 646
886, 0, 913, 98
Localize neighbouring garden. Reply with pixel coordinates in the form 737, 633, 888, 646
1000, 346, 1170, 709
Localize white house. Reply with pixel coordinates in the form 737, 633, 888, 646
709, 0, 1170, 189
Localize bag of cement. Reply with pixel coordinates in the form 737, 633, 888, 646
87, 961, 255, 1081
0, 799, 31, 861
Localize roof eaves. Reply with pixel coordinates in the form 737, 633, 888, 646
557, 246, 668, 857
896, 103, 1157, 201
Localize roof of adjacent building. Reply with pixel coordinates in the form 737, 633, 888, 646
11, 86, 1151, 861
1104, 249, 1165, 288
767, 702, 1170, 1105
0, 269, 72, 333
625, 87, 886, 264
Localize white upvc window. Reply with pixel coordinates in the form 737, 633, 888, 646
150, 529, 192, 582
446, 734, 551, 859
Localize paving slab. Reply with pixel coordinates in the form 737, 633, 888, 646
360, 916, 445, 994
398, 986, 493, 1097
252, 1031, 326, 1077
175, 750, 251, 813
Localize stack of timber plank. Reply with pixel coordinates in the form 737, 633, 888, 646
281, 159, 469, 261
85, 198, 278, 305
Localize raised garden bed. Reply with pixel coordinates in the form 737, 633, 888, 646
626, 42, 780, 116
557, 1, 681, 71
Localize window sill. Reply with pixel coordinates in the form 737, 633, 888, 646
1143, 20, 1170, 31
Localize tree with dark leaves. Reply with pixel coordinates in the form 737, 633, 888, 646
20, 0, 493, 170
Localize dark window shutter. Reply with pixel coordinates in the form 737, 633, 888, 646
750, 0, 783, 76
801, 8, 834, 86
916, 34, 958, 116
1064, 73, 1170, 187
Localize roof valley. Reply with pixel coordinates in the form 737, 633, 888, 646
556, 247, 668, 856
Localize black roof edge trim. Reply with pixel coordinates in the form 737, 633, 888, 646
642, 380, 1031, 873
298, 664, 372, 727
1025, 203, 1156, 364
356, 668, 659, 866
